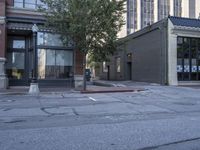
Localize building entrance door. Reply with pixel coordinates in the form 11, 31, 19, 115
6, 35, 32, 86
127, 62, 132, 80
107, 65, 110, 80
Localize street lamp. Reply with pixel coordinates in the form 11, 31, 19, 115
29, 24, 40, 95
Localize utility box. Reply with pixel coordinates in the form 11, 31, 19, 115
85, 69, 91, 81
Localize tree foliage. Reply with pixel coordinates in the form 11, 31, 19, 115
40, 0, 126, 62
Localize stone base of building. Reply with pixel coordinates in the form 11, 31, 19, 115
74, 75, 83, 90
29, 83, 40, 95
0, 76, 8, 89
0, 57, 8, 89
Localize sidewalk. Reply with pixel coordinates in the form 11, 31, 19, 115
0, 80, 147, 95
93, 80, 156, 87
0, 86, 75, 95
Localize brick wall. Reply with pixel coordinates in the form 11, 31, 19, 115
75, 50, 84, 75
6, 0, 13, 6
0, 0, 6, 58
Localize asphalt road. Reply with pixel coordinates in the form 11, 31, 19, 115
1, 84, 200, 150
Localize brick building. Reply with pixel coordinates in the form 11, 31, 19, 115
0, 0, 84, 89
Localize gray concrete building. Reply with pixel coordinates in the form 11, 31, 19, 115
100, 16, 200, 85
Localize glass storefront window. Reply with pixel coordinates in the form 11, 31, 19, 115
198, 39, 200, 59
6, 52, 25, 79
14, 0, 47, 9
38, 32, 74, 47
177, 37, 183, 45
13, 40, 25, 49
37, 32, 64, 47
14, 0, 23, 8
8, 37, 25, 49
25, 0, 36, 9
177, 37, 200, 81
37, 0, 48, 9
38, 49, 73, 79
191, 38, 197, 58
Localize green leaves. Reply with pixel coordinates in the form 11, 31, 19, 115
40, 0, 126, 61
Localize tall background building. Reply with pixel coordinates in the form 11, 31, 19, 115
119, 0, 200, 37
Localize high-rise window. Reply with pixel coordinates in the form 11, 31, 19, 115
158, 0, 170, 20
127, 0, 137, 34
174, 0, 182, 17
141, 0, 154, 28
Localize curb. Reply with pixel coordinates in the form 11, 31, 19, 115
93, 81, 114, 87
81, 88, 145, 94
0, 90, 80, 96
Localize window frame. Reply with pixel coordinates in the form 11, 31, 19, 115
37, 31, 74, 80
14, 0, 47, 9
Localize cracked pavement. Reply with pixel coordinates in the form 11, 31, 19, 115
1, 84, 200, 150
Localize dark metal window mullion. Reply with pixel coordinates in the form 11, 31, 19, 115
197, 39, 199, 80
23, 0, 25, 8
24, 36, 28, 81
45, 49, 47, 79
189, 38, 192, 81
55, 50, 57, 79
181, 38, 184, 81
36, 0, 37, 9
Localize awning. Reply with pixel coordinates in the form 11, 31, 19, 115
7, 22, 52, 32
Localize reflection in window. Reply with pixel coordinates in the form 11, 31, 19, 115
8, 37, 25, 49
14, 0, 47, 9
6, 52, 25, 79
25, 0, 36, 9
38, 32, 64, 47
13, 40, 25, 49
14, 0, 23, 8
38, 32, 74, 47
116, 57, 121, 73
177, 37, 183, 45
102, 62, 108, 73
38, 49, 73, 79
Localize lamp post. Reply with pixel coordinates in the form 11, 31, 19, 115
29, 24, 40, 95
